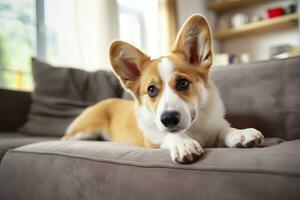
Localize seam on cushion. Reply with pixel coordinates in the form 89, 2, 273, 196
7, 149, 300, 178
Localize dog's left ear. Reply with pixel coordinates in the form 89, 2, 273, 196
172, 14, 213, 69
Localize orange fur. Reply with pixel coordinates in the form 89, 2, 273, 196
63, 99, 158, 148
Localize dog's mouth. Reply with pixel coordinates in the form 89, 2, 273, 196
167, 126, 189, 134
169, 128, 181, 133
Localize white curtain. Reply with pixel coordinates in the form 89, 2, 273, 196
44, 0, 119, 71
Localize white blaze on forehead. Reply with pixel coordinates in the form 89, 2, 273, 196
157, 57, 183, 109
157, 57, 174, 82
157, 57, 183, 111
157, 57, 177, 111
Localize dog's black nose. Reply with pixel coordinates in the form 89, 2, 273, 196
160, 111, 180, 128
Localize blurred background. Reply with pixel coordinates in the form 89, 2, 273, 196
0, 0, 299, 91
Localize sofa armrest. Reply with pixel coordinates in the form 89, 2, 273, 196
0, 88, 31, 132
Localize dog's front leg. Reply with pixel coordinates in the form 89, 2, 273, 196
161, 133, 204, 164
219, 126, 264, 148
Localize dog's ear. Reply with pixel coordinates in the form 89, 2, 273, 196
109, 41, 150, 92
172, 14, 213, 70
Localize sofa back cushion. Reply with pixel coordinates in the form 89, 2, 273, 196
19, 58, 123, 137
211, 57, 300, 140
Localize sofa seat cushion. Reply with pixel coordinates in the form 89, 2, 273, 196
0, 133, 58, 161
0, 140, 299, 200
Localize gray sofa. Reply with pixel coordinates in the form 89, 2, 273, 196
0, 57, 300, 200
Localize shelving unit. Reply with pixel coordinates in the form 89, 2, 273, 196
214, 13, 299, 40
206, 0, 300, 65
207, 0, 271, 13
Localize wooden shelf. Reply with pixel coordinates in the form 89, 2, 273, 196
207, 0, 272, 12
214, 14, 299, 40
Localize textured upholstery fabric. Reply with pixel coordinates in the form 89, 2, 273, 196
0, 140, 299, 200
0, 89, 31, 132
212, 57, 300, 140
19, 58, 123, 136
0, 133, 58, 161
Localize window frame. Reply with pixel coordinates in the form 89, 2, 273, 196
36, 0, 46, 60
118, 4, 146, 50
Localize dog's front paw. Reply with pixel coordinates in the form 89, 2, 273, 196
170, 139, 204, 164
228, 128, 264, 148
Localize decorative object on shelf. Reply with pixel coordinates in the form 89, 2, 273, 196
269, 44, 300, 59
240, 53, 250, 63
267, 7, 284, 18
231, 13, 249, 27
272, 46, 300, 59
284, 3, 297, 15
214, 53, 231, 66
270, 44, 292, 58
213, 53, 251, 67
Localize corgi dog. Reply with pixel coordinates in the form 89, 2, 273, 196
62, 14, 264, 164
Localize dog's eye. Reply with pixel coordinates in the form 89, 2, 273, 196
176, 78, 190, 91
147, 85, 159, 97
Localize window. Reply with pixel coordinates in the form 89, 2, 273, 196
0, 0, 161, 91
117, 0, 160, 58
118, 5, 144, 50
42, 0, 116, 71
43, 0, 85, 68
0, 0, 36, 90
